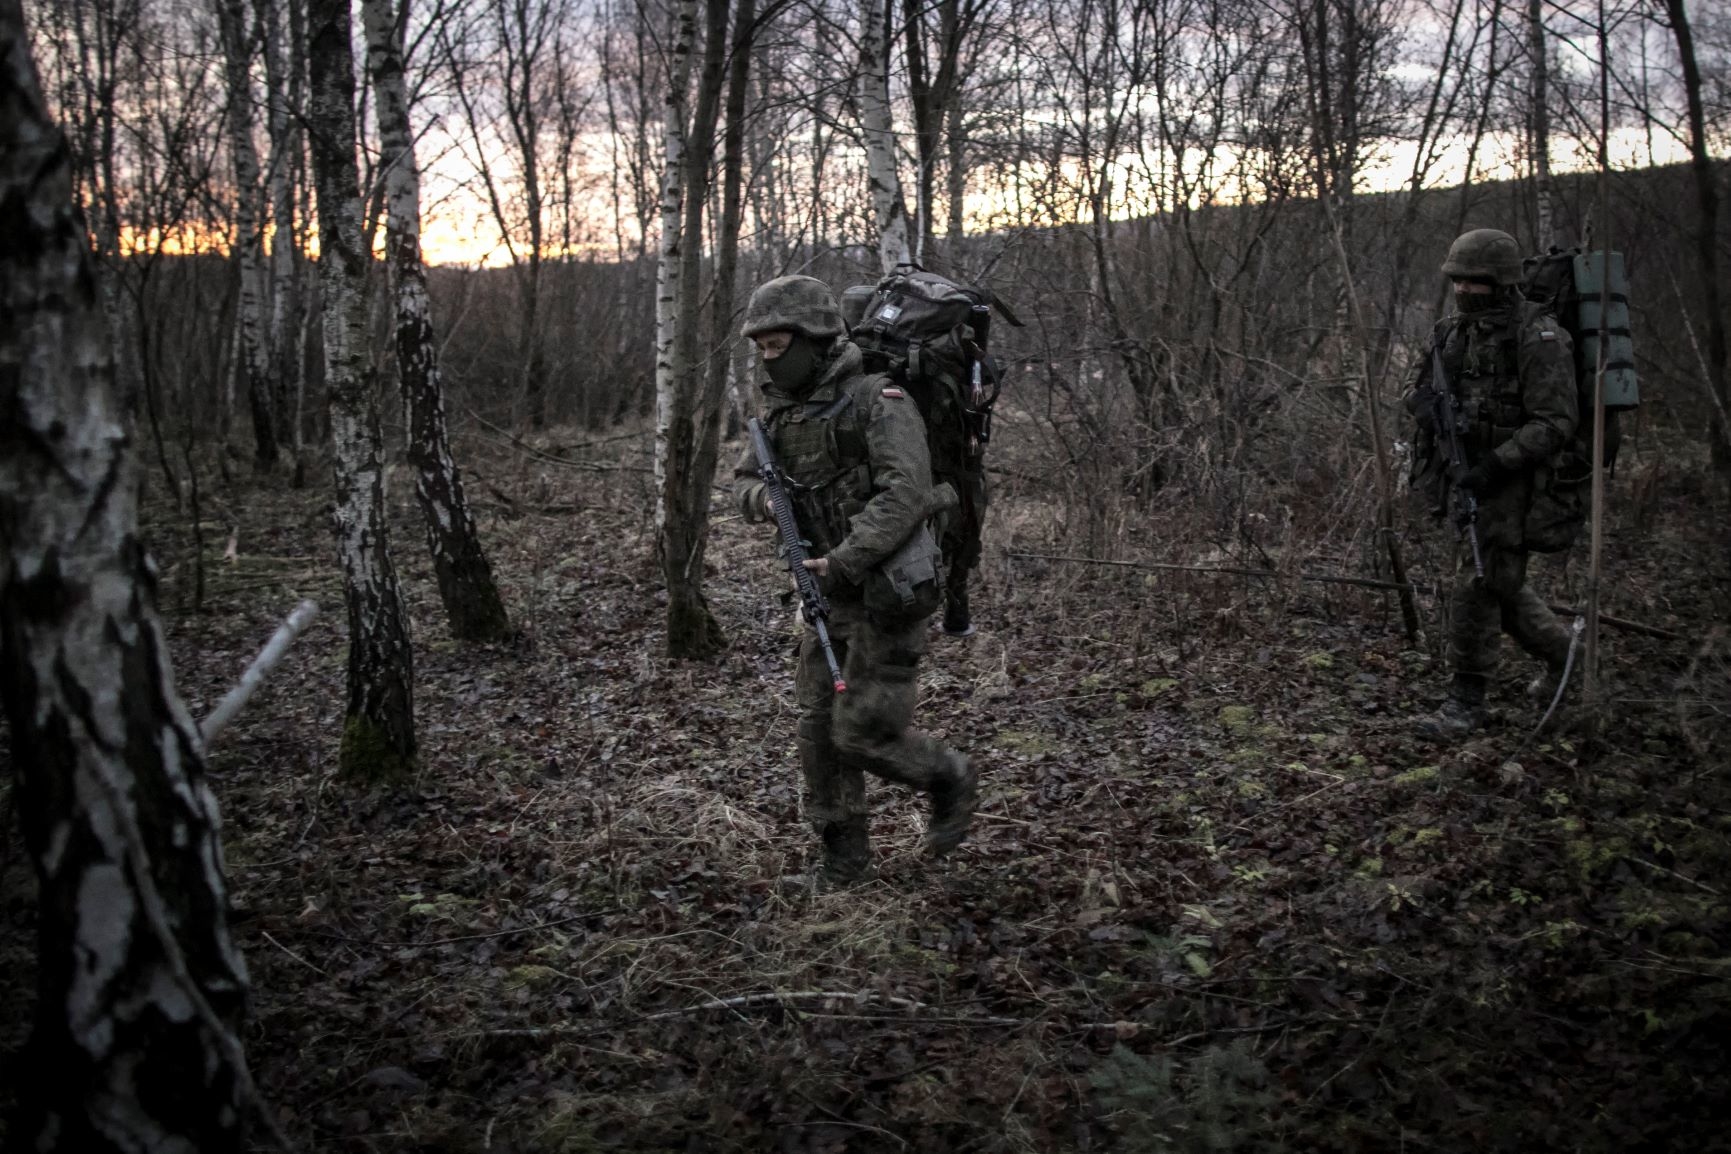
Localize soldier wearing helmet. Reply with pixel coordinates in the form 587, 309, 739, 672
733, 275, 977, 887
1404, 229, 1580, 739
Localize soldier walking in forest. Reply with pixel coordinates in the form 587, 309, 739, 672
734, 275, 978, 886
1405, 228, 1582, 739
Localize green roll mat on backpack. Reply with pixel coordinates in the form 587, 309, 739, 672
1521, 246, 1641, 469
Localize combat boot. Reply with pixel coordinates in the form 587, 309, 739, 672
942, 583, 975, 637
926, 752, 978, 856
779, 817, 874, 894
1416, 673, 1488, 741
819, 816, 873, 886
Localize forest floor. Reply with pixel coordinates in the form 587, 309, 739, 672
4, 418, 1730, 1153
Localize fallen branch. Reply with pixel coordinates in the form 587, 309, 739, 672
1007, 552, 1683, 640
461, 406, 650, 472
201, 600, 319, 746
641, 990, 934, 1020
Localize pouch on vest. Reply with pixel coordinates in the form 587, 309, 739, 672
864, 523, 944, 620
1524, 451, 1591, 553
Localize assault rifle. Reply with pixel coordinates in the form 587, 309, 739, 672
748, 417, 847, 693
1428, 336, 1485, 579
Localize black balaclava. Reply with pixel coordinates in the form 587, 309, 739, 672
1454, 279, 1505, 316
763, 333, 826, 393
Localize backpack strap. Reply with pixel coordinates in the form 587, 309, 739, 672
805, 392, 854, 422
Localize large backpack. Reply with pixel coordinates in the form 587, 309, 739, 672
842, 264, 1021, 484
1520, 246, 1640, 468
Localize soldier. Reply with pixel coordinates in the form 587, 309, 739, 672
735, 275, 978, 886
1406, 228, 1580, 739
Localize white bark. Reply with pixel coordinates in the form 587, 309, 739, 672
260, 0, 302, 448
201, 600, 320, 744
0, 5, 258, 1142
654, 0, 699, 535
363, 0, 510, 640
1529, 0, 1554, 250
217, 0, 277, 469
858, 0, 912, 273
308, 0, 417, 774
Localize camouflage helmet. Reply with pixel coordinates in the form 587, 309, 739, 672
1441, 228, 1523, 286
740, 275, 845, 340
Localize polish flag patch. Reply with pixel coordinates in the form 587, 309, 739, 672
881, 387, 905, 399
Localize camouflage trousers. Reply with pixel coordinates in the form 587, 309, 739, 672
1449, 544, 1573, 678
795, 598, 958, 831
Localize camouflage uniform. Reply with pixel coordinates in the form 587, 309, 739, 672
735, 276, 976, 883
1406, 230, 1579, 736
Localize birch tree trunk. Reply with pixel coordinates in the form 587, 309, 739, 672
217, 0, 278, 471
858, 0, 912, 273
363, 0, 512, 643
0, 5, 256, 1146
1528, 0, 1555, 250
653, 0, 698, 535
499, 1, 551, 429
260, 0, 305, 476
662, 0, 755, 660
308, 0, 417, 779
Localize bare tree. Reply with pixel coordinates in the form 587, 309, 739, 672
901, 0, 989, 262
1528, 0, 1556, 250
364, 0, 513, 642
1660, 0, 1727, 471
440, 0, 563, 428
216, 0, 277, 470
859, 0, 912, 271
653, 0, 699, 535
659, 0, 761, 658
1, 2, 257, 1144
308, 0, 418, 779
260, 0, 310, 484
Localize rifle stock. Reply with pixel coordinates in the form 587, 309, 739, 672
1429, 338, 1485, 579
749, 418, 847, 693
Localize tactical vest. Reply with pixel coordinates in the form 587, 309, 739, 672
766, 377, 880, 557
1436, 303, 1537, 459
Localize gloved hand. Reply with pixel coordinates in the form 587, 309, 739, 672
1459, 456, 1509, 495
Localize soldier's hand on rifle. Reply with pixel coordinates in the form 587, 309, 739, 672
803, 557, 829, 577
1460, 457, 1509, 495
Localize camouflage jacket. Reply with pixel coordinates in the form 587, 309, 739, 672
1404, 298, 1579, 547
734, 338, 954, 592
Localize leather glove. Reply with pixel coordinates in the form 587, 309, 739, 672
1459, 456, 1509, 495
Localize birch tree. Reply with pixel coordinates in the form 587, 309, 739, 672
308, 0, 418, 778
858, 0, 912, 272
0, 2, 258, 1144
1528, 0, 1555, 249
260, 0, 308, 482
659, 0, 758, 658
652, 0, 698, 534
216, 0, 277, 470
363, 0, 513, 643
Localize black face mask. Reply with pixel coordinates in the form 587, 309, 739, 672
763, 334, 825, 392
1454, 283, 1503, 314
